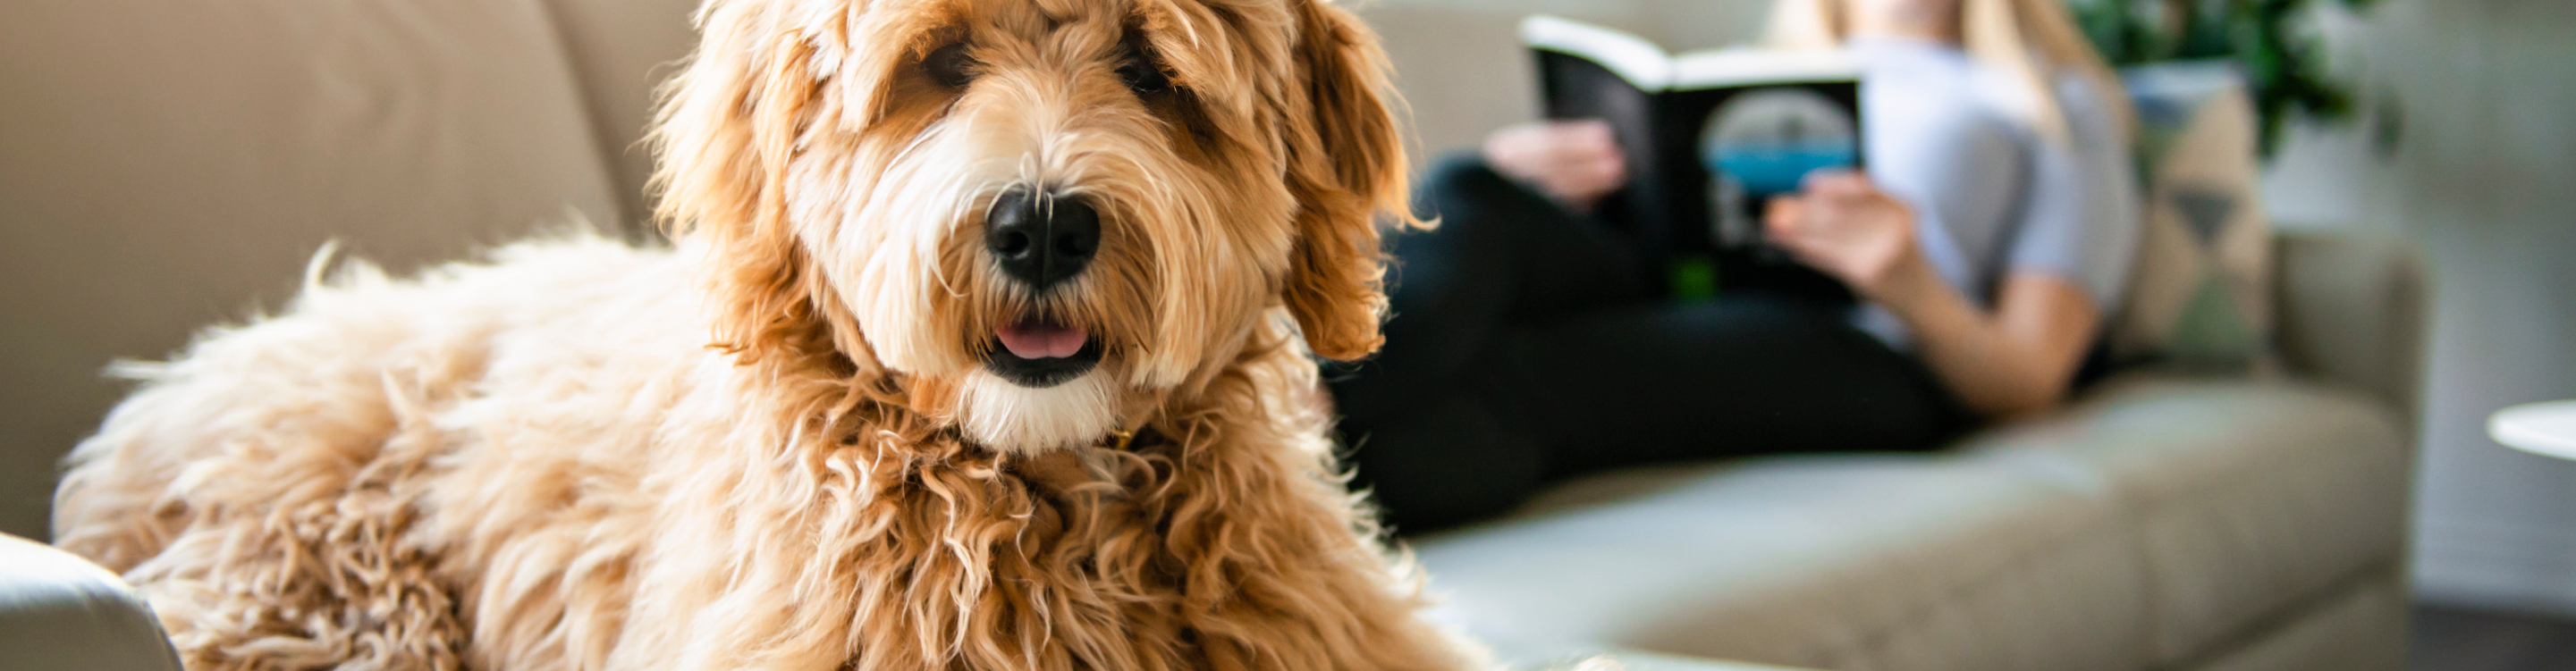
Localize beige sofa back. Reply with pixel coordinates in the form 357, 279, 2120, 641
538, 0, 707, 229
0, 0, 677, 539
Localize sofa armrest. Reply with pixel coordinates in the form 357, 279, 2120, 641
2272, 229, 2428, 424
0, 534, 180, 671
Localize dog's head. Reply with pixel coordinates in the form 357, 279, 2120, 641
653, 0, 1410, 452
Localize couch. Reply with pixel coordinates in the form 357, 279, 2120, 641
0, 1, 2420, 670
1356, 4, 2425, 671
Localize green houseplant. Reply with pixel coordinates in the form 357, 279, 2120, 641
2069, 0, 2380, 155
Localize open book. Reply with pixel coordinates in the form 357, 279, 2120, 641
1523, 15, 1864, 300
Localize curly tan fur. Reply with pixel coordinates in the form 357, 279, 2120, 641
51, 1, 1478, 669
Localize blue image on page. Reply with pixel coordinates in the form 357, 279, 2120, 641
1702, 88, 1859, 197
1702, 87, 1857, 248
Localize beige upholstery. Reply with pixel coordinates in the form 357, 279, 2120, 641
1422, 452, 2147, 669
2191, 574, 2409, 671
1415, 375, 2412, 671
0, 534, 179, 671
1981, 377, 2410, 666
2272, 230, 2428, 419
0, 0, 629, 538
534, 0, 707, 230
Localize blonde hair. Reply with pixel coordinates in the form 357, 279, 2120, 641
1764, 0, 2131, 144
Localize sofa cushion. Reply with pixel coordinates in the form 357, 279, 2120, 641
1410, 377, 2406, 671
0, 0, 621, 538
0, 533, 180, 671
535, 0, 705, 229
1969, 377, 2411, 666
2188, 572, 2405, 671
1414, 453, 2147, 671
2108, 63, 2277, 372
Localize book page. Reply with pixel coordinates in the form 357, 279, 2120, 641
1669, 48, 1863, 90
1519, 15, 1672, 91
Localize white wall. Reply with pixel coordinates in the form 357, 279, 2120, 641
2264, 0, 2576, 616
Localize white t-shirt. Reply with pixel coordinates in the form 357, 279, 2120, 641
1846, 37, 2141, 348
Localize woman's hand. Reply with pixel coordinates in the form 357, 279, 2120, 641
1482, 120, 1628, 212
1761, 172, 1937, 305
1768, 171, 2101, 421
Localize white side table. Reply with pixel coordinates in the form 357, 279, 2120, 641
2489, 400, 2576, 460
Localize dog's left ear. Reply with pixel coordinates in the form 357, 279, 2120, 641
650, 0, 876, 372
1280, 0, 1417, 362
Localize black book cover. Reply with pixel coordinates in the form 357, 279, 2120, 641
1524, 15, 1865, 303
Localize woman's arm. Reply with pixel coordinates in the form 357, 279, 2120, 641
1767, 173, 2100, 419
1880, 267, 2099, 420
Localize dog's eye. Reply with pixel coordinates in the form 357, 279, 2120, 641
1117, 55, 1170, 96
923, 42, 975, 88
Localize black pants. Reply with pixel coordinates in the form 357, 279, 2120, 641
1330, 156, 1972, 533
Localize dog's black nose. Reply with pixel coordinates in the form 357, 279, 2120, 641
984, 189, 1100, 291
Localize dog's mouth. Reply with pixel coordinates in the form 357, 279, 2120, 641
984, 315, 1102, 388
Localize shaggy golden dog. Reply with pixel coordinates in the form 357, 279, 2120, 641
50, 0, 1485, 668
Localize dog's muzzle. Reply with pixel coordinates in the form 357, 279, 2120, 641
983, 189, 1104, 388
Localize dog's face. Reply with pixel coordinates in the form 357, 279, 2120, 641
654, 0, 1410, 452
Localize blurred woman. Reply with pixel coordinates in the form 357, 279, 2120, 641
1333, 0, 2141, 532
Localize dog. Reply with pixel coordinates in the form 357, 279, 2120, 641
49, 0, 1486, 668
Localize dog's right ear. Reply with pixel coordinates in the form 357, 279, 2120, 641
1277, 0, 1418, 363
651, 0, 881, 369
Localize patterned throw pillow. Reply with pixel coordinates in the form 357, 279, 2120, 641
2107, 62, 2276, 372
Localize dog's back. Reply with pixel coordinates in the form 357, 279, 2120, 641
53, 237, 699, 670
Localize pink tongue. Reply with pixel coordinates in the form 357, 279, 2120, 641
997, 322, 1088, 359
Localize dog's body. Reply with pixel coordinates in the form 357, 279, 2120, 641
52, 0, 1481, 668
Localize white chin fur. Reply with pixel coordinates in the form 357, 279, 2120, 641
959, 369, 1119, 453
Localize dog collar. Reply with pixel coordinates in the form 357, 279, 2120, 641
1102, 422, 1162, 451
